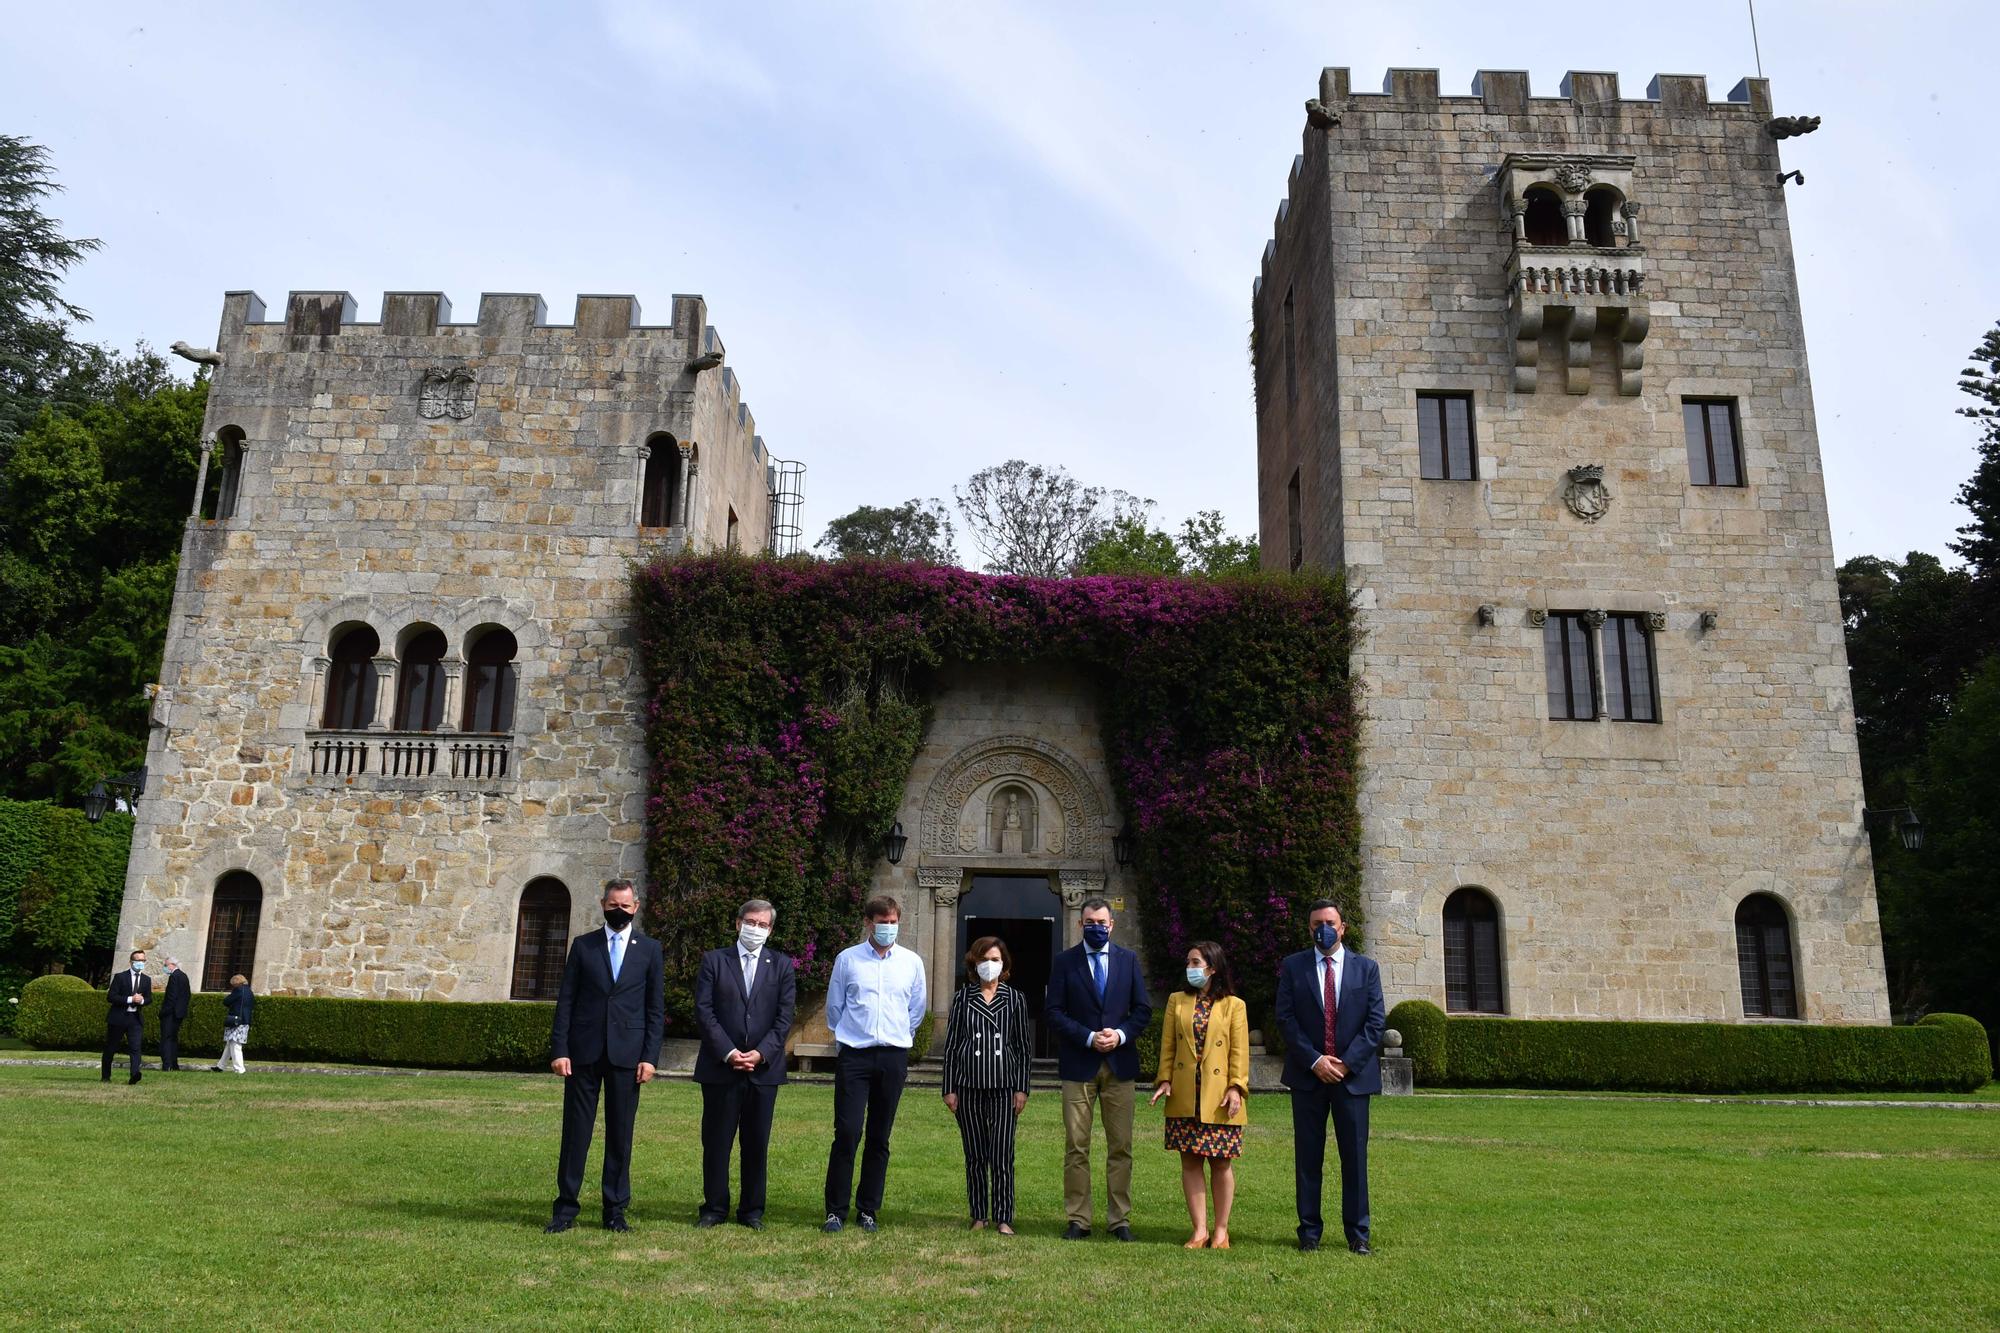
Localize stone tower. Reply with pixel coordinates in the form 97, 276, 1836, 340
1253, 68, 1888, 1023
116, 290, 791, 1000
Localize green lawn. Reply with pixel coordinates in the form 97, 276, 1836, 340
1, 1066, 1994, 1331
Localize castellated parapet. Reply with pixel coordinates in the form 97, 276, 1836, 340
115, 289, 786, 1000
1253, 69, 1888, 1023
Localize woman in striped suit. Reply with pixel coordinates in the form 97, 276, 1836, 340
940, 936, 1033, 1234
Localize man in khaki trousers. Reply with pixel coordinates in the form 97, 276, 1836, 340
1044, 898, 1153, 1240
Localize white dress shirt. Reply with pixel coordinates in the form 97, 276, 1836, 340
825, 941, 928, 1049
1316, 945, 1346, 1010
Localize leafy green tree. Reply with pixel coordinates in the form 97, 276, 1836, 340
953, 460, 1150, 576
1176, 509, 1260, 576
1838, 552, 1977, 784
815, 498, 958, 564
0, 135, 103, 446
1950, 322, 2000, 578
1076, 515, 1183, 575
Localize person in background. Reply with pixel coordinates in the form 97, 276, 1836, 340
692, 898, 796, 1231
102, 949, 151, 1085
1045, 896, 1151, 1241
159, 957, 191, 1072
940, 936, 1032, 1235
213, 973, 254, 1074
821, 895, 926, 1234
1151, 941, 1250, 1250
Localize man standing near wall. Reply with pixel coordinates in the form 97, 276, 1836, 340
102, 949, 151, 1085
1046, 897, 1152, 1241
159, 957, 191, 1071
822, 895, 926, 1233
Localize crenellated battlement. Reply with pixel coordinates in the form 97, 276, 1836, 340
1318, 66, 1772, 116
219, 289, 723, 347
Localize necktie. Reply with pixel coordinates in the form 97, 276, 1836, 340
1323, 955, 1338, 1059
1091, 950, 1106, 1000
609, 932, 624, 982
742, 950, 756, 994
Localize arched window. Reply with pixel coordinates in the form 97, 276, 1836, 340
640, 432, 680, 528
323, 624, 381, 729
1735, 894, 1798, 1018
1523, 187, 1568, 247
1443, 887, 1504, 1014
1583, 187, 1622, 248
202, 871, 262, 992
511, 877, 571, 1000
394, 626, 448, 732
462, 626, 519, 733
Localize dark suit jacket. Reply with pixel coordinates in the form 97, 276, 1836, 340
1276, 947, 1386, 1095
692, 945, 795, 1086
106, 969, 152, 1019
162, 970, 191, 1021
551, 929, 665, 1069
224, 985, 255, 1028
1046, 942, 1152, 1083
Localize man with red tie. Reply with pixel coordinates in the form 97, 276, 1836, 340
1276, 899, 1385, 1254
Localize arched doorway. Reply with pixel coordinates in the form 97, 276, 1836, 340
955, 874, 1061, 1057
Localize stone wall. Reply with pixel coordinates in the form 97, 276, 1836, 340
115, 289, 780, 999
1252, 69, 1889, 1022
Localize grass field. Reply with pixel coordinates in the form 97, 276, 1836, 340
1, 1064, 1995, 1331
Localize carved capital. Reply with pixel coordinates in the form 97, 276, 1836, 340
1527, 608, 1548, 628
1620, 200, 1641, 220
1582, 608, 1608, 628
1561, 198, 1587, 218
1508, 197, 1528, 218
1644, 610, 1667, 632
1058, 870, 1105, 909
916, 865, 961, 892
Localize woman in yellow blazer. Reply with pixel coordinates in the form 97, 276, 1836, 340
1149, 940, 1250, 1249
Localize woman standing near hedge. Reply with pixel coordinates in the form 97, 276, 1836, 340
212, 974, 253, 1074
939, 937, 1032, 1234
1151, 941, 1250, 1250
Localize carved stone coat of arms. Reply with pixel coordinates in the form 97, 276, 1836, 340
418, 366, 477, 420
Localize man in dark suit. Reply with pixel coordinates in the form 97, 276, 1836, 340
546, 877, 665, 1234
159, 957, 191, 1071
102, 948, 152, 1084
1045, 896, 1152, 1241
692, 898, 796, 1231
1276, 898, 1386, 1254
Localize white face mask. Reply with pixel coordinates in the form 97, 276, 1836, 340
738, 923, 771, 951
975, 960, 1003, 983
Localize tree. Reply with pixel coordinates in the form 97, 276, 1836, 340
953, 460, 1150, 577
1077, 508, 1259, 578
815, 498, 957, 564
1176, 509, 1260, 577
1838, 552, 1978, 784
1950, 322, 2000, 578
0, 135, 103, 446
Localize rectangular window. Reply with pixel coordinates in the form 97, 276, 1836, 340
1282, 288, 1297, 406
1543, 613, 1597, 721
1602, 613, 1659, 722
1286, 469, 1303, 573
1683, 398, 1744, 487
1417, 392, 1476, 480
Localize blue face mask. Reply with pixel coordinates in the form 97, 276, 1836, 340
871, 922, 899, 949
1082, 922, 1111, 949
1185, 966, 1208, 989
1314, 922, 1341, 953
131, 962, 145, 973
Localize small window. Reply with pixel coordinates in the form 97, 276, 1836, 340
323, 625, 381, 730
202, 871, 262, 992
640, 433, 679, 527
1735, 894, 1797, 1018
394, 627, 448, 732
1583, 187, 1621, 248
1442, 887, 1504, 1014
1417, 392, 1476, 480
1523, 187, 1567, 246
462, 627, 519, 733
1603, 614, 1659, 723
1282, 288, 1298, 406
511, 877, 571, 1001
727, 507, 740, 551
1543, 612, 1597, 721
1683, 399, 1744, 487
1286, 469, 1303, 573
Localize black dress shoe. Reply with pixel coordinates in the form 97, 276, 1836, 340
738, 1216, 765, 1231
603, 1216, 630, 1232
857, 1214, 878, 1233
128, 1075, 141, 1085
101, 1075, 110, 1083
543, 1219, 574, 1234
1298, 1236, 1320, 1252
694, 1214, 724, 1229
1062, 1222, 1090, 1240
1110, 1224, 1134, 1243
822, 1214, 844, 1233
1349, 1240, 1372, 1255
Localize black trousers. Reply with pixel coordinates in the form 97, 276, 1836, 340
954, 1087, 1019, 1225
700, 1078, 778, 1222
160, 1015, 183, 1070
824, 1043, 908, 1220
552, 1057, 641, 1223
1291, 1086, 1371, 1246
102, 1012, 142, 1080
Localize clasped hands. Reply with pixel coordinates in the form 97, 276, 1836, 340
548, 1056, 658, 1085
1313, 1054, 1349, 1084
1089, 1027, 1120, 1053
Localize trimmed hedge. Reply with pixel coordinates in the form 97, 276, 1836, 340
1386, 999, 1447, 1085
18, 974, 553, 1071
1438, 1012, 1991, 1094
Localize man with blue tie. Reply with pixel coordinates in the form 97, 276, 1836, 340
1276, 899, 1386, 1254
1046, 896, 1152, 1241
545, 878, 665, 1234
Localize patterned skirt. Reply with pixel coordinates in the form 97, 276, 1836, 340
1164, 1109, 1243, 1159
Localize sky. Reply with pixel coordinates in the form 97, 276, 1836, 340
5, 0, 1996, 564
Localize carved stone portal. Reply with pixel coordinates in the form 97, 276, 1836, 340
920, 735, 1109, 862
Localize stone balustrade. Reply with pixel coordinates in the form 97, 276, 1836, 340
303, 730, 513, 787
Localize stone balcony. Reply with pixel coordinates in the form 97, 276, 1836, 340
300, 729, 515, 792
1506, 244, 1650, 398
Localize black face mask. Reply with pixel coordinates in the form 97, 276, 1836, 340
603, 907, 635, 931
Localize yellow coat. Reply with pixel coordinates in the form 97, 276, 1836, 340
1155, 991, 1250, 1125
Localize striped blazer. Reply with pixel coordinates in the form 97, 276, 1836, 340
939, 983, 1032, 1096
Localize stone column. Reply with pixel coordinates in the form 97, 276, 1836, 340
1563, 197, 1587, 245
190, 437, 214, 518
1508, 196, 1527, 243
369, 656, 398, 731
306, 655, 331, 727
918, 866, 961, 1019
1620, 200, 1641, 246
634, 443, 651, 526
1583, 608, 1609, 718
438, 661, 465, 734
675, 444, 693, 530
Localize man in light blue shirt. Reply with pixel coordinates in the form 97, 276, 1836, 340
822, 895, 927, 1233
